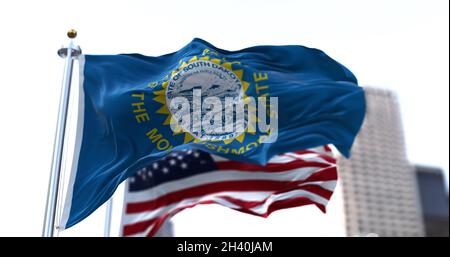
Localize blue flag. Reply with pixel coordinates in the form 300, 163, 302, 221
61, 38, 365, 229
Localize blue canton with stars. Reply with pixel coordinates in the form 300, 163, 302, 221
129, 150, 219, 192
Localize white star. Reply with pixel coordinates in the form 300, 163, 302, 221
162, 167, 169, 174
147, 171, 153, 176
187, 150, 193, 154
169, 159, 176, 166
171, 153, 178, 157
129, 177, 136, 183
181, 163, 188, 169
193, 152, 200, 158
177, 155, 183, 161
152, 162, 158, 169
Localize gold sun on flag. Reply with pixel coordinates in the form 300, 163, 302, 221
152, 54, 258, 145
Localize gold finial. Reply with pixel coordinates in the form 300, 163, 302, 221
67, 29, 77, 39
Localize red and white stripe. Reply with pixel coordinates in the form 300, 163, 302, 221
120, 146, 337, 237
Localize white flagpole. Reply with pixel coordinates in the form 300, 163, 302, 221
42, 29, 81, 237
104, 198, 113, 237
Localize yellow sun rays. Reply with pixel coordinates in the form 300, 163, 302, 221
153, 54, 256, 144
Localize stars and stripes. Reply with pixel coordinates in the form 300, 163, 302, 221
120, 146, 337, 237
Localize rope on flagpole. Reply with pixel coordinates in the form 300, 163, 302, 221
42, 29, 81, 237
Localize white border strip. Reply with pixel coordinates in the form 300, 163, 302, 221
59, 55, 86, 230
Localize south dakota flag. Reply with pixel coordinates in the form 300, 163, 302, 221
60, 38, 365, 229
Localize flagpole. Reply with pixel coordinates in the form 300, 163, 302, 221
42, 29, 81, 237
104, 198, 113, 237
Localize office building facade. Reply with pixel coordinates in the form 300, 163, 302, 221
338, 87, 424, 236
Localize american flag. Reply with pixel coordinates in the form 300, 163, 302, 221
120, 146, 337, 237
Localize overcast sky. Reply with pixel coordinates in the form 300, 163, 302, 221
0, 0, 448, 236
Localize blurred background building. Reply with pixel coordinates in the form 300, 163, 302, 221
337, 87, 425, 236
415, 165, 449, 237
